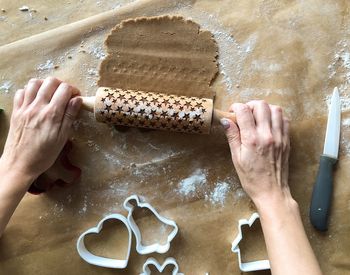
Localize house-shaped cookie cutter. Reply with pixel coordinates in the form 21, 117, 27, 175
231, 212, 270, 272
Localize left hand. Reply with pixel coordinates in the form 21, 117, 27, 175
1, 77, 82, 181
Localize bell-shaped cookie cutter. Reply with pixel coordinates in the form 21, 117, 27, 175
123, 195, 178, 254
140, 257, 184, 275
76, 213, 132, 269
231, 212, 270, 272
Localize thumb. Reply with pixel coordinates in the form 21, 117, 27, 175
220, 118, 241, 155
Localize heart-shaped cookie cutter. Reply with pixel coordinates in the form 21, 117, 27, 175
76, 213, 132, 269
124, 195, 178, 254
231, 212, 270, 272
77, 195, 179, 269
140, 257, 184, 275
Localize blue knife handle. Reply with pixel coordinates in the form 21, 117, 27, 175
309, 155, 337, 231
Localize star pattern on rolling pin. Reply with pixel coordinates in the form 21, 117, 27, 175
96, 88, 210, 134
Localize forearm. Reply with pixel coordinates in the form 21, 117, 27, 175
0, 158, 35, 237
254, 191, 322, 275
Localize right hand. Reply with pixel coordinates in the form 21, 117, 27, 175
221, 100, 291, 206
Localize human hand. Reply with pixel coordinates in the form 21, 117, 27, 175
1, 77, 82, 182
221, 100, 291, 206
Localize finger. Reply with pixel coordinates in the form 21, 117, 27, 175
35, 77, 62, 104
60, 97, 82, 136
13, 89, 25, 110
49, 82, 77, 114
221, 118, 241, 157
282, 117, 290, 137
232, 103, 256, 136
228, 104, 234, 112
282, 117, 290, 150
270, 105, 283, 144
22, 78, 43, 106
246, 100, 272, 131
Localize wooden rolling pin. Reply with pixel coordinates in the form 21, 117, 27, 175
80, 87, 236, 134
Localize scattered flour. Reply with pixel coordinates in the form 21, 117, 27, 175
326, 39, 350, 157
342, 117, 350, 128
0, 80, 12, 93
327, 40, 350, 111
340, 136, 350, 156
87, 68, 98, 75
177, 169, 207, 196
88, 46, 106, 60
205, 181, 231, 205
234, 187, 247, 200
251, 60, 282, 73
37, 59, 54, 71
79, 195, 88, 215
87, 140, 101, 152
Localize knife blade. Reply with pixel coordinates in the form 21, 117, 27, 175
310, 87, 341, 231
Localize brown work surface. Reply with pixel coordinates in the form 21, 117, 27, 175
0, 0, 350, 274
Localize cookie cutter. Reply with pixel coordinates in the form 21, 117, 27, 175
76, 213, 132, 269
140, 257, 184, 275
124, 195, 178, 254
77, 195, 179, 269
231, 212, 270, 272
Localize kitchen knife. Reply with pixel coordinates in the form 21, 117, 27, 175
310, 87, 341, 231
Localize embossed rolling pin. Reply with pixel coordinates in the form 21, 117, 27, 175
79, 87, 236, 134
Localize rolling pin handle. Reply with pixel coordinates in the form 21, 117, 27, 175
79, 96, 95, 112
212, 109, 236, 124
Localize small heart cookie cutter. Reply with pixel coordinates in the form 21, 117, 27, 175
140, 257, 184, 275
76, 213, 132, 268
231, 212, 270, 272
124, 194, 178, 255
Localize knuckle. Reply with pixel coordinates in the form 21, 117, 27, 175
228, 103, 235, 112
245, 134, 257, 146
238, 104, 250, 113
257, 99, 267, 106
59, 82, 72, 92
29, 78, 38, 83
24, 107, 36, 119
263, 134, 274, 146
48, 107, 62, 121
274, 139, 282, 149
28, 78, 40, 85
283, 138, 291, 151
272, 105, 282, 113
45, 76, 60, 84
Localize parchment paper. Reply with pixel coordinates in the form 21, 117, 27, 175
0, 0, 350, 274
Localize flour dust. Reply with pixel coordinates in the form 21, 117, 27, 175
326, 39, 350, 157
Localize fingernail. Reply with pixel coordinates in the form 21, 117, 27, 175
220, 118, 230, 130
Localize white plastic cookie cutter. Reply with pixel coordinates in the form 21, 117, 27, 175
140, 257, 184, 275
76, 195, 179, 268
124, 194, 178, 254
76, 213, 132, 268
231, 212, 270, 272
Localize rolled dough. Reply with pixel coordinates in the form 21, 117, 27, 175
98, 16, 219, 99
